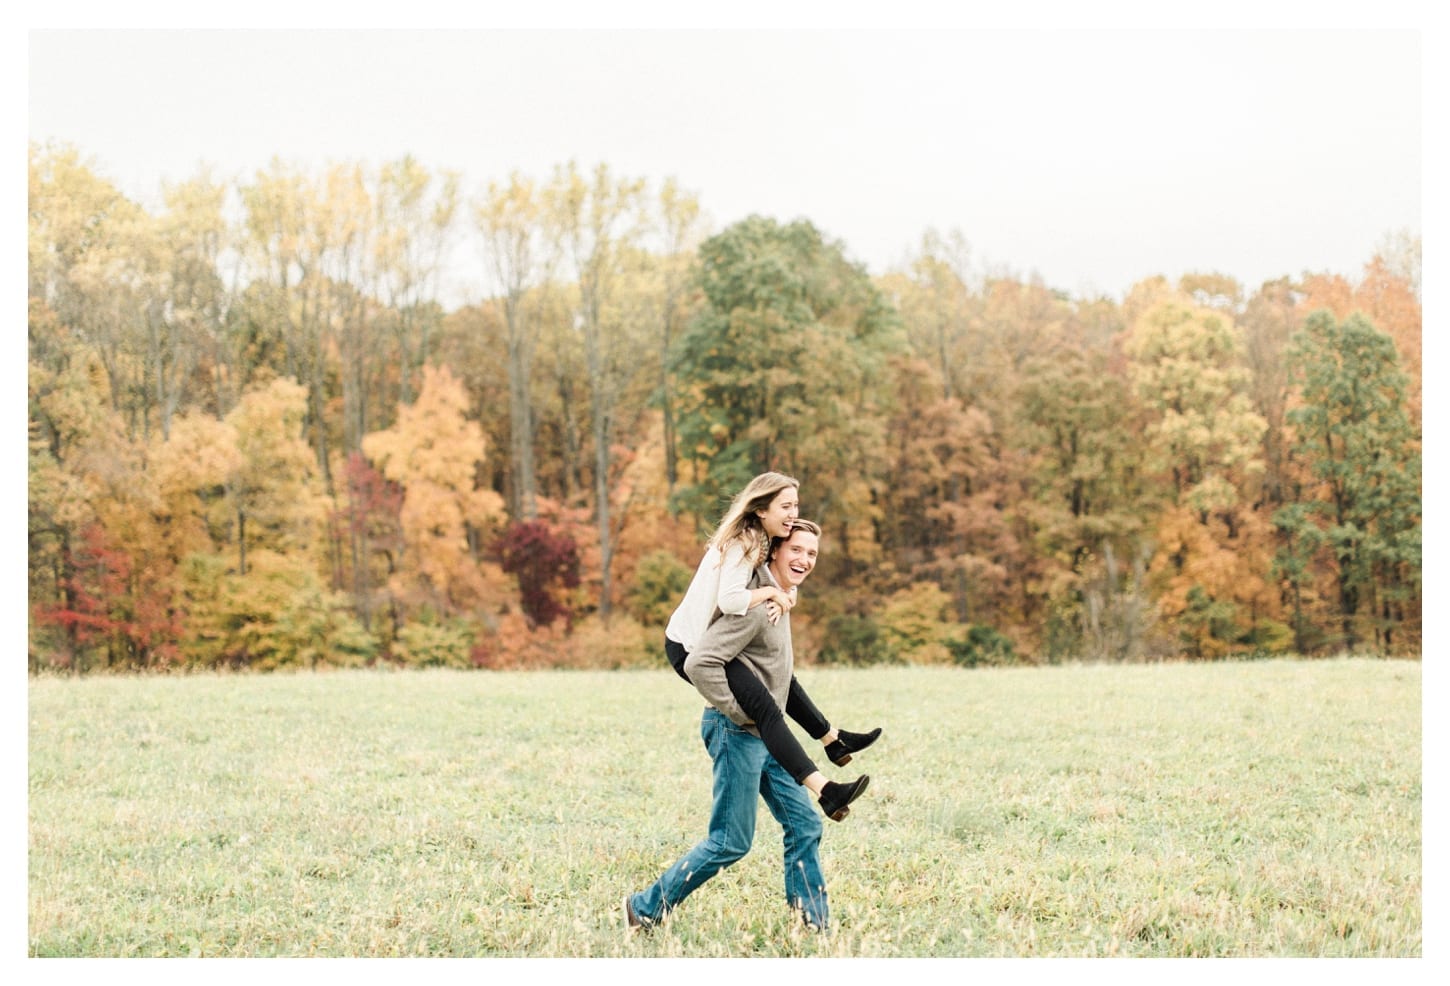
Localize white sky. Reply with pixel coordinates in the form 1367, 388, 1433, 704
22, 13, 1428, 306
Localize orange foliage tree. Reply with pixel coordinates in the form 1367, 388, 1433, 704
362, 363, 510, 658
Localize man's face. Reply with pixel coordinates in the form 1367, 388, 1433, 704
770, 529, 819, 590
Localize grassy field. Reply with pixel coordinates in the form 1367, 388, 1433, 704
27, 658, 1420, 958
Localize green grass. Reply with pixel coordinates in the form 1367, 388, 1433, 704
28, 658, 1420, 957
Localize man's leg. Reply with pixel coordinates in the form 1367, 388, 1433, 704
758, 748, 829, 931
628, 709, 766, 926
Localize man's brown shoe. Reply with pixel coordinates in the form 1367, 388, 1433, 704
623, 895, 644, 935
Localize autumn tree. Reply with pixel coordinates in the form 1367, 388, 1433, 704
875, 356, 1007, 622
1124, 287, 1272, 657
238, 161, 362, 487
1240, 278, 1299, 508
1013, 340, 1154, 659
28, 334, 176, 671
29, 142, 162, 437
375, 155, 459, 406
142, 170, 239, 435
1178, 271, 1244, 314
474, 171, 553, 520
221, 378, 327, 575
27, 143, 1428, 670
362, 363, 508, 631
879, 228, 980, 402
330, 451, 405, 635
547, 161, 651, 619
650, 178, 706, 489
497, 519, 581, 627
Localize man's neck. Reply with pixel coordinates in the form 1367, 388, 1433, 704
766, 565, 800, 598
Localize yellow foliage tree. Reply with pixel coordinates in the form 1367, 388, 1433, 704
149, 410, 244, 563
1125, 289, 1277, 656
362, 364, 508, 623
224, 378, 329, 575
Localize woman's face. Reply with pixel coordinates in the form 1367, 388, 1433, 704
755, 486, 800, 540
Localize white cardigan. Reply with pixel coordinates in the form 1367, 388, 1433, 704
664, 542, 757, 652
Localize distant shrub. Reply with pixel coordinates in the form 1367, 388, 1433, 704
625, 550, 693, 628
393, 619, 475, 668
878, 583, 954, 664
559, 613, 658, 669
816, 613, 896, 666
946, 624, 1018, 667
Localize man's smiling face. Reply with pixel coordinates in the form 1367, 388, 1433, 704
770, 528, 819, 590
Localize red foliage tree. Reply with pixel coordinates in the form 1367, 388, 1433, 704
330, 451, 406, 631
33, 523, 181, 670
497, 520, 581, 627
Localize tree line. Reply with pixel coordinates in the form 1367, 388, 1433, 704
26, 143, 1422, 673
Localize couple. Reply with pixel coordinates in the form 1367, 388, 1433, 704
625, 472, 883, 934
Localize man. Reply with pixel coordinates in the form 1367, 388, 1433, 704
624, 520, 869, 934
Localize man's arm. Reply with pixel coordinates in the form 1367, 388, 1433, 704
683, 608, 769, 726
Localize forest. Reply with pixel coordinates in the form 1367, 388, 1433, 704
26, 143, 1423, 674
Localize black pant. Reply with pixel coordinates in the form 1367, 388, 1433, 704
666, 636, 830, 785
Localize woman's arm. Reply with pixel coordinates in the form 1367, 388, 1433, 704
716, 541, 793, 616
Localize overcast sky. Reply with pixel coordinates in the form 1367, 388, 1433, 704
26, 21, 1424, 306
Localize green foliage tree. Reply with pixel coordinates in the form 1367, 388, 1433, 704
670, 215, 901, 570
1014, 343, 1153, 659
1275, 311, 1420, 652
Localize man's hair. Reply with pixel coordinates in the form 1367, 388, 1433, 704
788, 518, 821, 538
768, 518, 821, 563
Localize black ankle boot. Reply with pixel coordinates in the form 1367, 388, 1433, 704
824, 727, 882, 767
818, 775, 870, 821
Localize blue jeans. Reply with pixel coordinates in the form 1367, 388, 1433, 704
629, 708, 829, 930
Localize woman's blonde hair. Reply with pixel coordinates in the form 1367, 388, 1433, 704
708, 471, 800, 567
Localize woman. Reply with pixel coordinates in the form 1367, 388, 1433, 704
664, 472, 881, 810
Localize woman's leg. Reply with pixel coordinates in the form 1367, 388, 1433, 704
789, 676, 883, 765
723, 659, 818, 784
665, 637, 691, 683
785, 677, 832, 740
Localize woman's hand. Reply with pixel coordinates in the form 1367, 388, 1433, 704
765, 588, 795, 625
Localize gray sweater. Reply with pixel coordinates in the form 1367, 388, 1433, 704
682, 564, 793, 732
